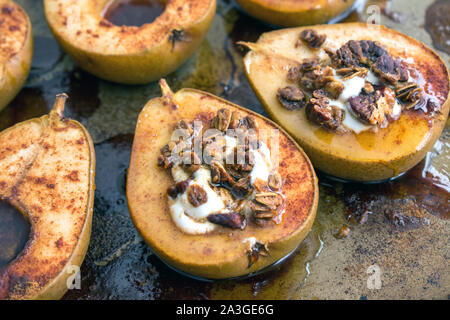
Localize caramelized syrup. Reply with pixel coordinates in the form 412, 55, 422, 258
425, 0, 450, 55
0, 201, 30, 269
340, 154, 449, 224
103, 0, 165, 27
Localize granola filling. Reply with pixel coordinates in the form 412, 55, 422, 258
278, 32, 428, 133
158, 110, 285, 235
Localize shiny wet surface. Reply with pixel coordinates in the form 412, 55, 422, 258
425, 0, 450, 55
0, 202, 30, 269
0, 0, 448, 299
103, 0, 166, 27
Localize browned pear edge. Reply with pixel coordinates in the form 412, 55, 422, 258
0, 0, 33, 112
1, 94, 96, 300
43, 0, 217, 84
36, 94, 95, 300
235, 0, 356, 27
127, 79, 319, 279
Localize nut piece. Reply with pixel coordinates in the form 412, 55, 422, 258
210, 161, 234, 185
158, 142, 177, 169
210, 161, 253, 198
233, 176, 252, 197
335, 225, 351, 239
249, 191, 283, 220
181, 151, 201, 174
254, 192, 283, 210
159, 118, 198, 169
299, 58, 320, 72
287, 67, 301, 82
305, 90, 345, 131
322, 78, 345, 100
187, 184, 208, 207
241, 115, 258, 130
229, 111, 241, 129
268, 172, 282, 191
328, 40, 387, 68
298, 29, 326, 49
348, 87, 396, 126
277, 86, 306, 110
329, 40, 409, 87
363, 82, 375, 94
299, 65, 344, 99
336, 67, 369, 81
175, 119, 194, 135
207, 212, 246, 229
395, 82, 423, 109
372, 54, 408, 85
212, 108, 232, 132
248, 199, 272, 213
299, 65, 331, 91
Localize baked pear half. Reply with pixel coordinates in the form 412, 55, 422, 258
241, 23, 450, 182
44, 0, 216, 84
127, 80, 318, 279
236, 0, 356, 27
0, 0, 33, 112
0, 94, 95, 300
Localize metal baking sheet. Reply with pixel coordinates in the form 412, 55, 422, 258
0, 0, 448, 299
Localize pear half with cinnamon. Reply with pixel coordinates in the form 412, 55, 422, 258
0, 94, 95, 300
240, 23, 449, 182
44, 0, 216, 84
127, 80, 318, 279
0, 0, 33, 112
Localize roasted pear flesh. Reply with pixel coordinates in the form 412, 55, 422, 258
241, 23, 450, 182
0, 0, 33, 112
0, 94, 95, 300
44, 0, 216, 84
127, 80, 318, 279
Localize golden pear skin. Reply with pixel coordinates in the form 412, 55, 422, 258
236, 0, 356, 27
44, 0, 216, 84
0, 0, 33, 112
127, 80, 318, 279
0, 94, 95, 300
241, 23, 449, 182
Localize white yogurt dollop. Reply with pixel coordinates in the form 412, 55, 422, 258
327, 69, 403, 133
249, 142, 272, 184
169, 167, 227, 235
329, 74, 373, 133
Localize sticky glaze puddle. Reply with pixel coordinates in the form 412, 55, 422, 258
425, 0, 450, 55
103, 0, 166, 27
0, 202, 30, 269
0, 0, 448, 299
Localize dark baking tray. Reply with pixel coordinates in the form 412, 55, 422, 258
0, 0, 448, 299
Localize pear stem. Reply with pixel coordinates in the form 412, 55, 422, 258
159, 79, 173, 96
159, 79, 177, 108
52, 93, 68, 118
